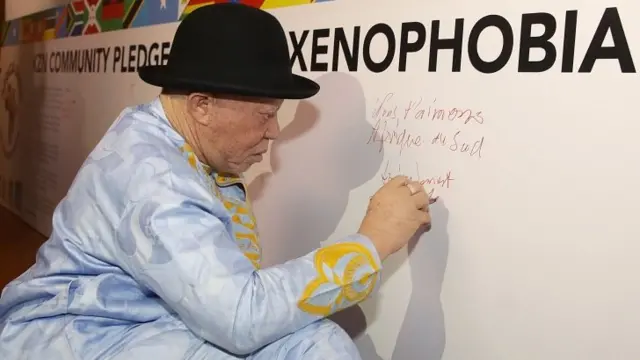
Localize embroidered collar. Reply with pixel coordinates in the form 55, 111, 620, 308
178, 143, 245, 187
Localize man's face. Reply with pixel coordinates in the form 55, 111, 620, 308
187, 93, 282, 174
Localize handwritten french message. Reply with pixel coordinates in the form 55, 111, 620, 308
367, 92, 490, 200
366, 92, 486, 159
380, 159, 454, 198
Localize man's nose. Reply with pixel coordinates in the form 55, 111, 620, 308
265, 116, 280, 140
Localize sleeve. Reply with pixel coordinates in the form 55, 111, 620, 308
114, 174, 382, 356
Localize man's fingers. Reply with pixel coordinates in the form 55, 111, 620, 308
412, 190, 430, 210
416, 210, 431, 225
388, 175, 410, 187
406, 180, 425, 195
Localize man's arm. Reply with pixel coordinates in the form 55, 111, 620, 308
114, 176, 381, 356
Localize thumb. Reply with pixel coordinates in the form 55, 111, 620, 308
387, 175, 409, 188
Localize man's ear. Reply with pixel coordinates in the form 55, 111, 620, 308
186, 93, 214, 126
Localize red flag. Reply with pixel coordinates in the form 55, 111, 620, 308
102, 0, 125, 20
239, 0, 266, 8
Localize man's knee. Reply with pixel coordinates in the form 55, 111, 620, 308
303, 318, 356, 344
287, 319, 362, 359
255, 319, 362, 360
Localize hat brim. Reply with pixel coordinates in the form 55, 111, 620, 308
138, 65, 320, 100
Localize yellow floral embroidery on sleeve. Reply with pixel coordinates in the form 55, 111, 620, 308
223, 199, 262, 269
298, 242, 380, 316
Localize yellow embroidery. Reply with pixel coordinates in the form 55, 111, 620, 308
178, 144, 219, 198
179, 144, 212, 174
179, 145, 198, 170
298, 242, 380, 316
215, 173, 243, 186
223, 199, 262, 269
236, 233, 261, 268
177, 144, 261, 268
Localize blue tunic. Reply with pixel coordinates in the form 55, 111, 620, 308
0, 98, 382, 359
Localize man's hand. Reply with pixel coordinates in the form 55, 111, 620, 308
358, 176, 433, 260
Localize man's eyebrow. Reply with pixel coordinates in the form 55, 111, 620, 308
261, 104, 280, 112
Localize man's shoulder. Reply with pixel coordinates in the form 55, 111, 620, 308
53, 101, 216, 249
75, 102, 205, 203
87, 103, 186, 172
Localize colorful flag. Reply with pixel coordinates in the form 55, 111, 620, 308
178, 0, 189, 18
21, 18, 39, 43
85, 0, 101, 34
55, 8, 69, 39
42, 8, 60, 41
98, 0, 145, 32
3, 20, 20, 46
102, 0, 126, 20
122, 0, 144, 28
180, 0, 215, 19
132, 0, 179, 28
261, 0, 313, 9
67, 1, 87, 37
237, 0, 267, 8
43, 18, 56, 40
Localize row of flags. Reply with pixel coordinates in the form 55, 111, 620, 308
0, 0, 326, 46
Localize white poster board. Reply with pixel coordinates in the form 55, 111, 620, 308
1, 0, 639, 359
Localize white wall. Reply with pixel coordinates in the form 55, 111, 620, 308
6, 0, 69, 20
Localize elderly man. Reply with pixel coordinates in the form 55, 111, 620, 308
0, 4, 433, 359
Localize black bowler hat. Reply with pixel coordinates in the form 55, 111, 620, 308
138, 3, 319, 99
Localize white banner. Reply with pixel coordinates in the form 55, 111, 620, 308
2, 0, 640, 359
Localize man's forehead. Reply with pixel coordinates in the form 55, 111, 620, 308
248, 96, 283, 109
219, 95, 283, 110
